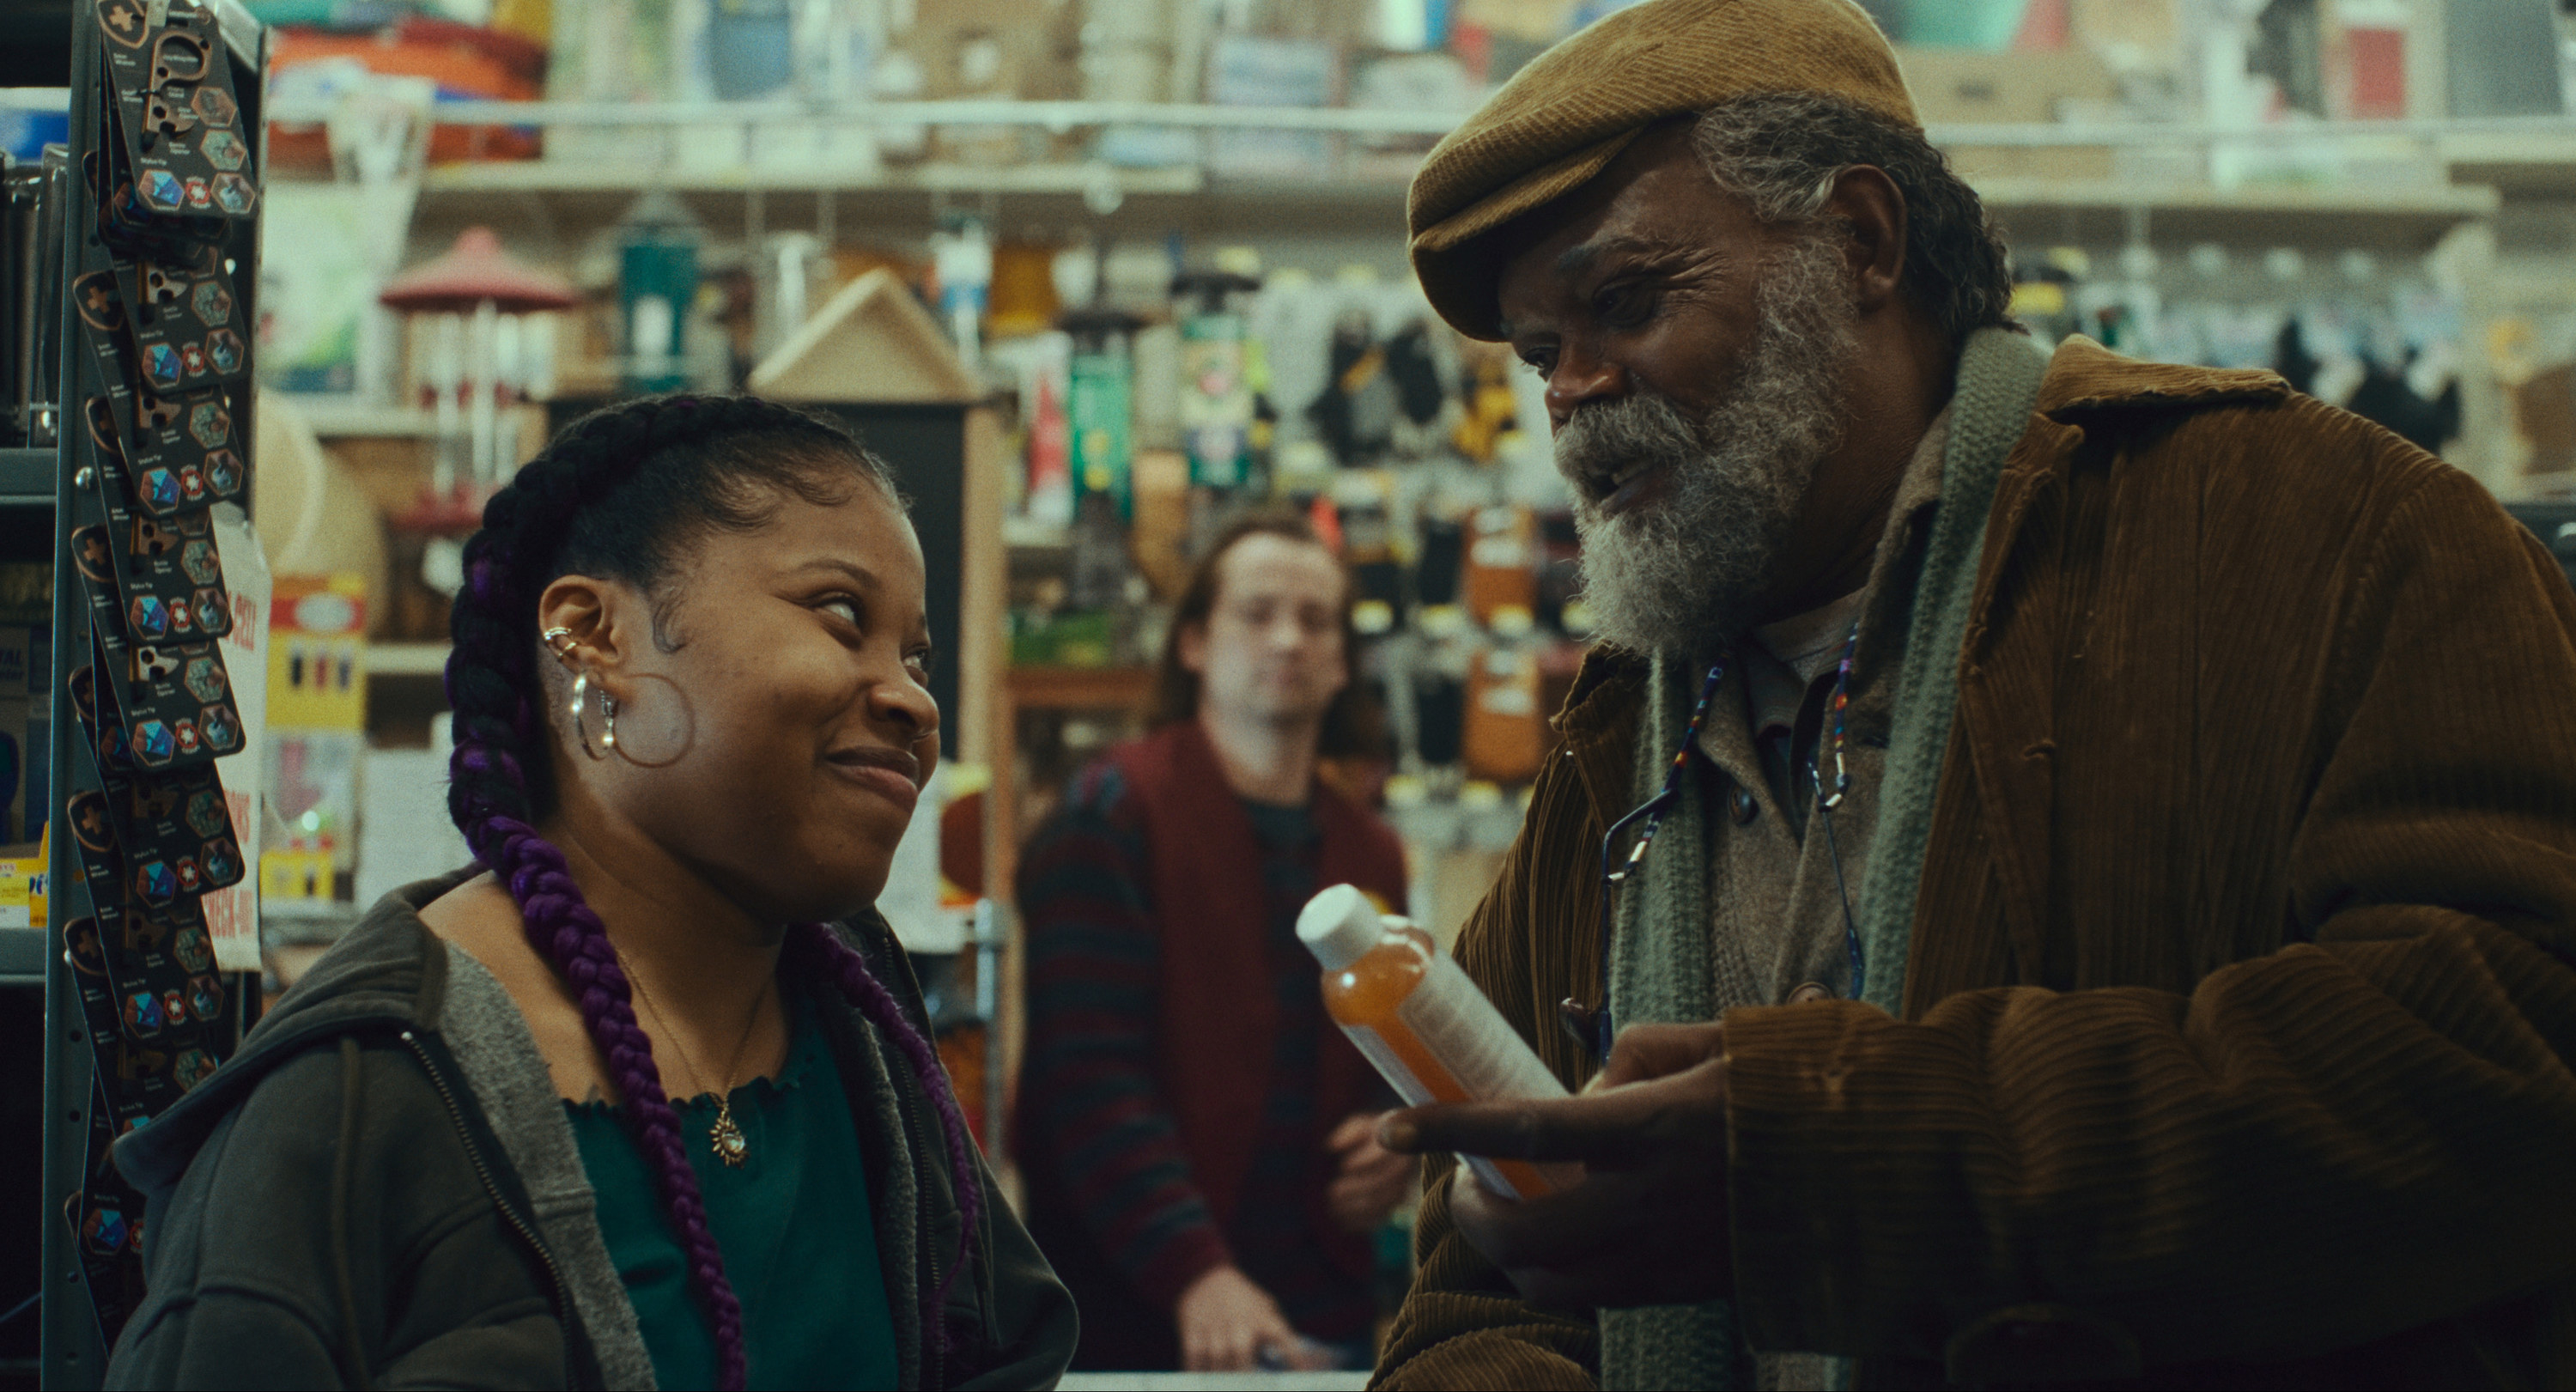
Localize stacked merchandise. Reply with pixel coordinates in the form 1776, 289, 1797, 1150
52, 0, 263, 1350
999, 248, 1578, 859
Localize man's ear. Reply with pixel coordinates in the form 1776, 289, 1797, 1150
533, 574, 642, 676
1824, 165, 1909, 314
1176, 619, 1208, 677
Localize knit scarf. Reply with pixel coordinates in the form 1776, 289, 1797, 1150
1598, 327, 2050, 1391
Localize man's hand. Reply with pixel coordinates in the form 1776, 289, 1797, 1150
1376, 1022, 1735, 1310
1325, 1111, 1417, 1232
1174, 1264, 1315, 1371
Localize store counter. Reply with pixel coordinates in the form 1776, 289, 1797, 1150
1058, 1373, 1372, 1390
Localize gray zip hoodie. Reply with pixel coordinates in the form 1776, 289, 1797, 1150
104, 869, 1077, 1389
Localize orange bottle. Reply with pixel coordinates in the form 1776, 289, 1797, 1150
1298, 884, 1579, 1200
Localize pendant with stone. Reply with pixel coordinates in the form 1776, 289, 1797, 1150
710, 1098, 749, 1166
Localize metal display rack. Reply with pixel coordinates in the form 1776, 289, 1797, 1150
37, 5, 266, 1385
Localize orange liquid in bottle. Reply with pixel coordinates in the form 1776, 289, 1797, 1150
1301, 884, 1577, 1200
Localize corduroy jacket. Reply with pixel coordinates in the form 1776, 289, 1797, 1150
1373, 338, 2576, 1390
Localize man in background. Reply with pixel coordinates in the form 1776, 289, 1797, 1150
1018, 513, 1415, 1372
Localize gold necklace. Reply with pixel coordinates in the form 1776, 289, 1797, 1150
621, 951, 768, 1168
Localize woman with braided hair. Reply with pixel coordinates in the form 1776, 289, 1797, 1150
105, 394, 1078, 1391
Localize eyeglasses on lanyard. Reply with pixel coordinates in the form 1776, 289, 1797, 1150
1562, 622, 1867, 1066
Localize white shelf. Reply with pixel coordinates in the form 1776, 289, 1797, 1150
273, 396, 440, 438
2440, 131, 2576, 198
399, 158, 2502, 246
365, 641, 451, 678
421, 159, 1207, 198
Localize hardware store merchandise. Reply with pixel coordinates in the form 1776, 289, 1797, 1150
8, 0, 2576, 1388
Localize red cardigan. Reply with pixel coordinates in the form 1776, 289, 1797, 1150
1108, 721, 1410, 1234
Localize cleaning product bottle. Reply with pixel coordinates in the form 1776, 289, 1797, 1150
1297, 883, 1580, 1200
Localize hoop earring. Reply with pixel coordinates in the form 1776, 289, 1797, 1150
540, 625, 579, 661
570, 669, 619, 760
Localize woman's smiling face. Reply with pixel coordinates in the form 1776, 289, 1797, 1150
558, 477, 940, 925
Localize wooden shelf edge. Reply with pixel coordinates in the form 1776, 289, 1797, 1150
1005, 665, 1154, 710
365, 641, 452, 678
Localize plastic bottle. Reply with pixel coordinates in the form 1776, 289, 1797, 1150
1297, 883, 1579, 1200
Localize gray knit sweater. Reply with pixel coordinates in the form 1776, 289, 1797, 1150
1599, 328, 2051, 1391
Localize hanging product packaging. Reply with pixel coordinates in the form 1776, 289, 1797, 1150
1464, 504, 1538, 627
1173, 269, 1261, 488
95, 0, 258, 225
1019, 330, 1073, 527
1464, 626, 1546, 786
617, 190, 701, 394
1063, 308, 1139, 522
70, 277, 244, 519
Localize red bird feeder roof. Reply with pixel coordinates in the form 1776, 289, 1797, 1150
379, 227, 576, 313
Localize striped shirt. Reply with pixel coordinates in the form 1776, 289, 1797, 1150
1018, 761, 1380, 1346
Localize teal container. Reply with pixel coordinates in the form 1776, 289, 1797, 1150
1904, 0, 2029, 51
1062, 309, 1141, 522
618, 193, 702, 394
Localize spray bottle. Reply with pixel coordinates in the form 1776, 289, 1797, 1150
1297, 883, 1580, 1200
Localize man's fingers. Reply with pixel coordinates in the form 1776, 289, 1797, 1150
1446, 1165, 1644, 1272
1382, 1078, 1681, 1160
1598, 1022, 1728, 1088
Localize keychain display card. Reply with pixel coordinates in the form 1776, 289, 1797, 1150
75, 283, 247, 520
76, 520, 243, 775
112, 247, 245, 389
65, 1097, 146, 1348
62, 913, 222, 1124
72, 599, 239, 773
73, 486, 233, 638
63, 778, 231, 1062
95, 0, 256, 222
93, 764, 244, 899
74, 514, 232, 646
69, 640, 245, 899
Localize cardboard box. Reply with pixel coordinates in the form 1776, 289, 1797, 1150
1898, 46, 2117, 125
1896, 45, 2117, 182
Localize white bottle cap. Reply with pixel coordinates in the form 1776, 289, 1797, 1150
1297, 883, 1384, 971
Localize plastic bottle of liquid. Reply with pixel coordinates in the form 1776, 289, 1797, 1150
1297, 883, 1580, 1200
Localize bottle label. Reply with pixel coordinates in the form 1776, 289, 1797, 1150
1397, 955, 1569, 1103
1340, 1023, 1435, 1108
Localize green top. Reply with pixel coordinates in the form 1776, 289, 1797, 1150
567, 1001, 900, 1391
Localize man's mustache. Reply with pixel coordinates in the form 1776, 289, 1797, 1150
1555, 393, 1704, 507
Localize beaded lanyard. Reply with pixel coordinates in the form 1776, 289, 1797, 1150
1571, 619, 1868, 1065
1813, 619, 1867, 1005
1574, 658, 1729, 1063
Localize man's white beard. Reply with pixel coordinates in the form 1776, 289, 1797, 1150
1558, 234, 1861, 656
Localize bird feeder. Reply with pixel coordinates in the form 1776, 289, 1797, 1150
379, 225, 575, 527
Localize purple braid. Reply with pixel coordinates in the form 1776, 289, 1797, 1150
441, 392, 912, 1391
785, 923, 986, 1361
483, 811, 752, 1389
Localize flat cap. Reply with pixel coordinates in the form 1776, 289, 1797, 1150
1409, 0, 1917, 340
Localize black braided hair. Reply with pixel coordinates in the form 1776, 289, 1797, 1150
442, 393, 984, 1387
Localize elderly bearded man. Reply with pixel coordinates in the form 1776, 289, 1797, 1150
1367, 2, 2576, 1389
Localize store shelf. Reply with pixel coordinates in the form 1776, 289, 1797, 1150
1007, 665, 1153, 711
1974, 177, 2500, 250
422, 159, 1209, 199
0, 925, 46, 988
2442, 131, 2576, 199
273, 396, 440, 439
404, 155, 2507, 248
367, 641, 452, 678
0, 447, 57, 506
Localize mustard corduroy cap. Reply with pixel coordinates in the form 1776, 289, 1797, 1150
1409, 0, 1917, 340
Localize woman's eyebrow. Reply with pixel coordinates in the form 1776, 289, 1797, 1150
787, 557, 883, 592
